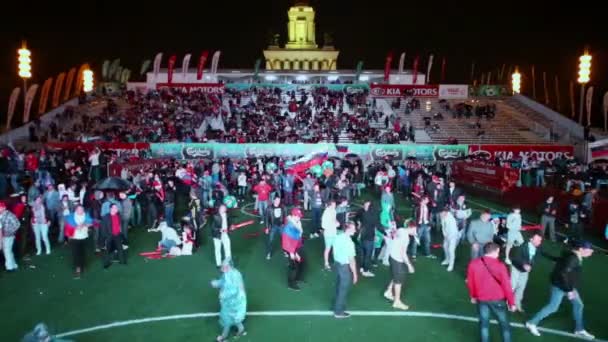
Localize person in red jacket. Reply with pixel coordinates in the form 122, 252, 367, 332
467, 242, 516, 342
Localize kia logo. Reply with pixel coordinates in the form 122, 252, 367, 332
371, 87, 386, 96
471, 150, 492, 159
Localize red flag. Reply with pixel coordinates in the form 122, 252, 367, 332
412, 55, 420, 84
167, 55, 177, 84
384, 52, 394, 82
197, 51, 209, 80
441, 57, 446, 82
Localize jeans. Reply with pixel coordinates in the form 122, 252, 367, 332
2, 236, 18, 270
201, 190, 210, 208
71, 239, 87, 270
536, 169, 545, 187
410, 224, 431, 257
131, 202, 142, 227
284, 191, 293, 206
288, 252, 305, 287
103, 235, 126, 267
10, 173, 20, 193
311, 207, 322, 234
540, 215, 556, 241
303, 191, 310, 210
59, 215, 69, 243
361, 239, 374, 272
159, 239, 177, 252
478, 300, 511, 342
33, 223, 51, 255
333, 264, 353, 315
213, 233, 232, 266
257, 200, 268, 223
510, 267, 529, 310
528, 286, 585, 332
164, 204, 174, 227
266, 225, 282, 257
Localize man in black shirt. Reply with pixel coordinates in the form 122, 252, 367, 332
357, 200, 378, 277
164, 179, 176, 227
265, 196, 285, 260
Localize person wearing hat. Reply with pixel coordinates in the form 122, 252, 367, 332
211, 260, 247, 341
525, 240, 595, 340
332, 222, 358, 318
281, 207, 305, 290
0, 201, 21, 271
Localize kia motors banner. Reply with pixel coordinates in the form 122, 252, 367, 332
369, 84, 439, 98
438, 85, 468, 99
150, 143, 467, 162
452, 161, 520, 192
46, 142, 150, 151
155, 83, 225, 94
468, 144, 574, 162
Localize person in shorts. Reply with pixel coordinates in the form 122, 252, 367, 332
383, 222, 416, 310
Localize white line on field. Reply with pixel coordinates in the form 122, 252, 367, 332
54, 310, 606, 341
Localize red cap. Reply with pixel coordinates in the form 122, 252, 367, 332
290, 208, 303, 218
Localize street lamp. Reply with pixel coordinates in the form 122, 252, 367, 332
511, 68, 521, 94
18, 41, 32, 109
577, 51, 591, 124
83, 69, 94, 93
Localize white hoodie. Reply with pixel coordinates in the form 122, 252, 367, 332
441, 212, 459, 240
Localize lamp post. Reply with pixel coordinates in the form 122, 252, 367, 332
17, 41, 32, 110
577, 52, 591, 124
511, 68, 521, 94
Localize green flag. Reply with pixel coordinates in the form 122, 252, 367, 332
355, 61, 364, 82
140, 60, 151, 76
101, 60, 110, 80
254, 58, 262, 79
108, 59, 121, 80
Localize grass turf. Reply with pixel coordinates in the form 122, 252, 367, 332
0, 191, 606, 341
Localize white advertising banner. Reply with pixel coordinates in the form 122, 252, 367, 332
439, 84, 468, 99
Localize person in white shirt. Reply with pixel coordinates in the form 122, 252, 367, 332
505, 207, 524, 265
237, 172, 248, 201
88, 148, 102, 182
384, 224, 416, 310
322, 200, 340, 270
440, 209, 460, 272
212, 205, 233, 267
149, 221, 181, 254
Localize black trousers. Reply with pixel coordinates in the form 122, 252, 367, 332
287, 252, 305, 287
103, 235, 126, 267
71, 239, 87, 270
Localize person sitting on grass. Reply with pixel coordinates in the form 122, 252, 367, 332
211, 259, 247, 342
148, 221, 181, 255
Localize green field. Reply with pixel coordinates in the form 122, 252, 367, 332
1, 192, 606, 341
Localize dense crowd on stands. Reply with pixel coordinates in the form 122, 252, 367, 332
26, 87, 401, 144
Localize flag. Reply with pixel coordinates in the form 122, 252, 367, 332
384, 52, 393, 82
569, 81, 575, 118
153, 53, 163, 79
182, 54, 192, 79
108, 59, 120, 80
140, 59, 151, 76
281, 221, 302, 254
426, 54, 434, 84
197, 51, 209, 80
543, 71, 549, 105
586, 86, 594, 126
412, 55, 419, 84
398, 52, 406, 73
254, 58, 262, 79
336, 145, 348, 153
52, 72, 66, 107
441, 57, 446, 82
603, 91, 608, 131
38, 77, 53, 115
6, 87, 20, 130
23, 84, 39, 123
101, 60, 110, 80
355, 61, 364, 82
470, 61, 475, 81
63, 68, 76, 101
211, 51, 221, 74
167, 55, 177, 84
285, 152, 328, 176
531, 65, 536, 99
554, 75, 561, 112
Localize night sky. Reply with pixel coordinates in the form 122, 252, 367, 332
1, 0, 607, 125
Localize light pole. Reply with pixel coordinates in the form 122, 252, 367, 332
17, 41, 32, 112
83, 69, 94, 93
577, 51, 591, 124
511, 68, 521, 94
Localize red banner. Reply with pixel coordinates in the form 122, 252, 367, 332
155, 83, 225, 94
46, 142, 150, 151
452, 161, 520, 192
412, 55, 419, 84
197, 51, 209, 80
384, 52, 393, 82
468, 144, 574, 162
370, 84, 439, 98
167, 55, 177, 84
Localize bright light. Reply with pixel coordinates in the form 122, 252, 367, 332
296, 75, 307, 81
359, 75, 370, 81
577, 53, 591, 84
83, 69, 94, 92
511, 70, 521, 94
18, 46, 32, 79
327, 75, 339, 81
425, 100, 432, 112
265, 75, 278, 81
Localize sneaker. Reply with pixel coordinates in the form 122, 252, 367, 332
392, 302, 409, 310
266, 254, 271, 260
46, 251, 51, 255
574, 330, 595, 340
447, 266, 454, 272
362, 271, 375, 277
525, 322, 541, 337
383, 291, 395, 301
505, 258, 512, 265
36, 251, 41, 256
441, 260, 449, 266
334, 312, 351, 319
122, 245, 129, 250
288, 284, 301, 291
324, 264, 331, 271
425, 254, 437, 259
